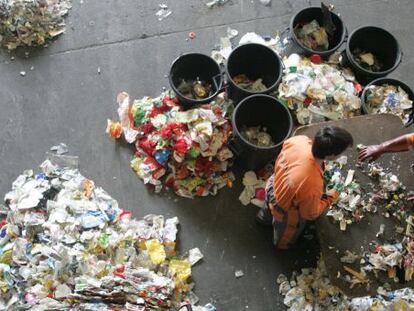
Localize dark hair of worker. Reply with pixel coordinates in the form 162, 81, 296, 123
312, 126, 354, 159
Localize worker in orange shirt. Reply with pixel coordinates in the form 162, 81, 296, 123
256, 126, 354, 250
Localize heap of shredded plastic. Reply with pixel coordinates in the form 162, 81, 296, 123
278, 258, 414, 311
0, 0, 72, 50
365, 84, 413, 123
0, 155, 208, 310
106, 91, 235, 198
278, 53, 362, 125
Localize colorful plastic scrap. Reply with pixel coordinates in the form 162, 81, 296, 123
324, 156, 409, 231
0, 154, 208, 310
0, 0, 72, 50
278, 257, 414, 310
278, 53, 361, 125
107, 91, 235, 198
365, 84, 413, 123
238, 165, 273, 208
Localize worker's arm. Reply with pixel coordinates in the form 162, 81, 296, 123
358, 134, 414, 162
297, 188, 339, 221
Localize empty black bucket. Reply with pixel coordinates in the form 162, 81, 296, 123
284, 6, 347, 58
226, 43, 283, 104
229, 94, 293, 170
341, 26, 402, 84
169, 53, 223, 109
361, 77, 414, 125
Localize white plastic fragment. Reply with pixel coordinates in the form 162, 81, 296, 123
188, 248, 204, 265
235, 270, 244, 278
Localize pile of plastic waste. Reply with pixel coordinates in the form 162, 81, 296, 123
364, 84, 413, 123
278, 258, 414, 310
106, 91, 235, 198
0, 153, 212, 310
278, 53, 362, 125
0, 0, 72, 50
238, 166, 273, 208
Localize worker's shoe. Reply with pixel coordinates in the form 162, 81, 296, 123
255, 208, 273, 226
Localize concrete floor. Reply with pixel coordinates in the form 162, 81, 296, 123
0, 0, 414, 309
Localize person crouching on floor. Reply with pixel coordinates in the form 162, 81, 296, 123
256, 126, 353, 250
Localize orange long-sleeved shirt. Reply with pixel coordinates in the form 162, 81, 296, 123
272, 135, 338, 220
407, 133, 414, 145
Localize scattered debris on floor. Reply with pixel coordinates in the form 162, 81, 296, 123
322, 153, 414, 290
107, 91, 235, 198
50, 143, 69, 155
324, 155, 409, 231
241, 126, 274, 147
259, 0, 271, 6
235, 270, 244, 278
352, 48, 383, 72
0, 153, 212, 310
365, 84, 413, 123
156, 3, 172, 21
0, 0, 72, 50
239, 166, 272, 208
232, 74, 267, 92
205, 0, 230, 8
210, 28, 237, 64
211, 30, 286, 64
278, 257, 414, 310
278, 53, 362, 125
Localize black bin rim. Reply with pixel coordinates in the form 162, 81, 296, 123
225, 43, 283, 96
290, 6, 347, 56
168, 52, 223, 105
232, 94, 293, 150
345, 26, 402, 76
360, 77, 414, 115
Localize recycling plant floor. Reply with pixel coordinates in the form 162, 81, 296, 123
1, 0, 414, 310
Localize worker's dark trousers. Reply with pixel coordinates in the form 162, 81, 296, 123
259, 175, 306, 249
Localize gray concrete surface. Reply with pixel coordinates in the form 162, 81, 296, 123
0, 0, 414, 309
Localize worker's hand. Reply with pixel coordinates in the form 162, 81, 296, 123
332, 182, 344, 193
326, 189, 339, 202
358, 144, 384, 162
408, 195, 414, 201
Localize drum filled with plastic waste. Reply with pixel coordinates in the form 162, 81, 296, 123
361, 77, 414, 126
226, 43, 283, 104
169, 53, 223, 109
341, 26, 402, 84
285, 6, 347, 58
229, 94, 293, 170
